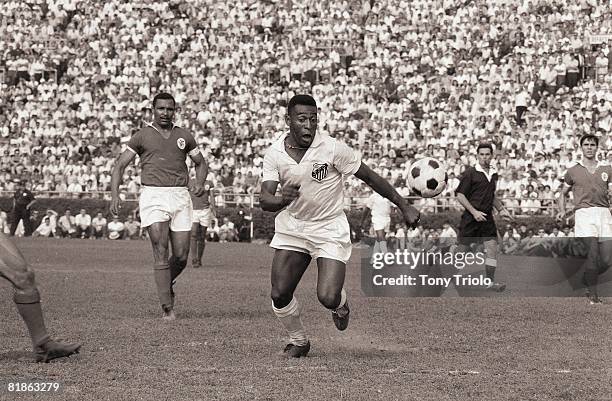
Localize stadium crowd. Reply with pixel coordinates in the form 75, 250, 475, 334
0, 0, 611, 220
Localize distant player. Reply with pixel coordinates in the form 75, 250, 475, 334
455, 143, 512, 292
360, 189, 393, 255
557, 134, 612, 304
1, 232, 81, 362
111, 93, 209, 320
189, 172, 215, 268
260, 95, 420, 357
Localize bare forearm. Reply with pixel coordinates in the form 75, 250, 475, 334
110, 167, 125, 199
195, 160, 209, 187
259, 193, 289, 212
361, 173, 406, 209
456, 193, 477, 215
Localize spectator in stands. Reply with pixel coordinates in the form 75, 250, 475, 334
107, 216, 125, 240
57, 209, 76, 238
33, 216, 54, 238
218, 217, 237, 242
123, 215, 141, 240
75, 208, 92, 239
91, 212, 107, 239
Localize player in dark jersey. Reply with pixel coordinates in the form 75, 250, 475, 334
1, 232, 81, 362
455, 143, 513, 292
189, 174, 215, 268
111, 93, 209, 320
557, 134, 612, 304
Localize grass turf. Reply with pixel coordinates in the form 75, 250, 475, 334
0, 238, 611, 400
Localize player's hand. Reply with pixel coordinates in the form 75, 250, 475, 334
281, 184, 300, 206
472, 210, 487, 222
555, 211, 566, 222
401, 204, 420, 229
110, 197, 121, 216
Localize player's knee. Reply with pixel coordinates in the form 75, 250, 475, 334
317, 290, 340, 309
13, 268, 36, 291
270, 289, 292, 309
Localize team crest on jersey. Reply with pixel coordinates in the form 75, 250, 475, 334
602, 172, 608, 182
311, 163, 328, 182
177, 138, 186, 150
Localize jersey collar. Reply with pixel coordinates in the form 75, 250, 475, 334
475, 163, 497, 182
145, 121, 177, 133
274, 132, 324, 152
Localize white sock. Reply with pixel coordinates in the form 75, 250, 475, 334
272, 297, 308, 346
379, 240, 388, 254
334, 288, 348, 315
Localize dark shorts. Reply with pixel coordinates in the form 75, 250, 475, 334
458, 213, 498, 245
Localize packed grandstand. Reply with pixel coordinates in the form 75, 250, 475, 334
0, 0, 610, 218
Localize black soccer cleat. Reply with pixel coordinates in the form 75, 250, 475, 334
586, 289, 604, 305
332, 301, 350, 331
487, 282, 506, 292
282, 341, 310, 358
35, 340, 81, 363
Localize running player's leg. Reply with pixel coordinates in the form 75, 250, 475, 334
483, 238, 505, 291
316, 257, 350, 330
147, 222, 173, 317
0, 233, 80, 361
271, 250, 311, 356
198, 226, 208, 265
190, 223, 201, 268
583, 237, 601, 303
169, 230, 190, 283
597, 240, 612, 276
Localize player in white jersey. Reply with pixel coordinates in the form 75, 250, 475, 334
111, 93, 209, 320
260, 95, 420, 357
360, 190, 393, 255
557, 134, 612, 304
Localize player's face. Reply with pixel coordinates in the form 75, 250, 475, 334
153, 99, 175, 129
477, 148, 492, 168
581, 138, 598, 160
286, 104, 317, 147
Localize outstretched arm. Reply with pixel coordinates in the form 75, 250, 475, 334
354, 162, 420, 227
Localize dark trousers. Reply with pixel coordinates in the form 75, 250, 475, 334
516, 106, 528, 126
10, 208, 33, 236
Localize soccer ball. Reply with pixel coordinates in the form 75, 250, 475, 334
407, 157, 448, 198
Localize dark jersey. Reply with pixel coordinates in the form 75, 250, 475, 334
564, 163, 612, 210
127, 123, 199, 187
455, 166, 498, 217
189, 179, 213, 210
14, 188, 34, 208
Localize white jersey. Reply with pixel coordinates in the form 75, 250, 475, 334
263, 132, 361, 221
365, 192, 392, 219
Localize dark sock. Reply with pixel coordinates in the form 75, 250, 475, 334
153, 264, 172, 309
584, 269, 598, 293
169, 256, 187, 282
485, 266, 496, 281
14, 290, 50, 348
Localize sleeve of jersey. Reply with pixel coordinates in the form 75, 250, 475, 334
333, 140, 362, 176
563, 169, 573, 186
126, 131, 142, 154
454, 169, 472, 196
186, 134, 200, 157
262, 150, 280, 182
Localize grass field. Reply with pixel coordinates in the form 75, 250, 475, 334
1, 238, 612, 401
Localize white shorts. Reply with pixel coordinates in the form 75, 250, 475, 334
270, 210, 352, 264
372, 216, 391, 232
574, 207, 612, 241
192, 208, 213, 227
139, 186, 192, 231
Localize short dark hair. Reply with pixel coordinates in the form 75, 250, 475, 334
287, 94, 317, 114
579, 134, 598, 147
153, 93, 176, 108
476, 143, 493, 153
